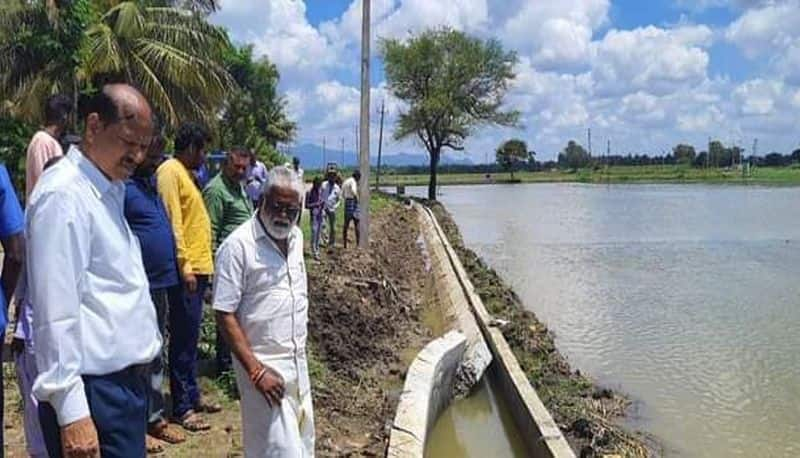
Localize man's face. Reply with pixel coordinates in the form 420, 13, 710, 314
88, 113, 152, 181
188, 144, 207, 170
134, 139, 164, 178
223, 153, 250, 182
260, 185, 301, 240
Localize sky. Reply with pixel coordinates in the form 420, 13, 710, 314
211, 0, 800, 162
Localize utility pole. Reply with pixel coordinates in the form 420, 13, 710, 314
341, 137, 345, 168
376, 99, 385, 190
588, 128, 592, 156
322, 137, 326, 169
358, 0, 371, 248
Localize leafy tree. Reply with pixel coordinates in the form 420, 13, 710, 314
558, 140, 591, 171
1, 0, 235, 128
673, 144, 696, 164
791, 149, 800, 164
708, 140, 726, 167
219, 44, 295, 164
764, 152, 786, 167
495, 138, 531, 179
381, 28, 519, 200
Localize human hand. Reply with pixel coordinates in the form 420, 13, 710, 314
253, 365, 285, 407
61, 417, 99, 457
184, 273, 198, 294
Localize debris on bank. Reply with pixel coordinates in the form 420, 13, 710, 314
424, 200, 660, 458
307, 198, 434, 456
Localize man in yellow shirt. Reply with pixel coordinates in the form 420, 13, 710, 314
156, 122, 218, 431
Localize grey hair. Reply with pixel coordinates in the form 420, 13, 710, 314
262, 165, 304, 203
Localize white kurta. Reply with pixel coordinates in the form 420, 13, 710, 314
212, 218, 314, 457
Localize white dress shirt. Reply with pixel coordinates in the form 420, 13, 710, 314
320, 181, 341, 213
26, 146, 161, 426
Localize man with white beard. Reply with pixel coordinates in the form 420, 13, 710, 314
212, 166, 314, 457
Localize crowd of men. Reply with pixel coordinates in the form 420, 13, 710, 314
0, 83, 362, 457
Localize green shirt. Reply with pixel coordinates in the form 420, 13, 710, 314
203, 172, 253, 253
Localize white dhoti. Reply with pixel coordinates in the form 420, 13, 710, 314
234, 359, 315, 458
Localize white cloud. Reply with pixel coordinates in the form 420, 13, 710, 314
498, 0, 609, 71
590, 25, 713, 97
212, 1, 800, 160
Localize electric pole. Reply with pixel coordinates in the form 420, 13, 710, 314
376, 99, 385, 190
588, 128, 592, 156
341, 137, 345, 168
322, 137, 326, 169
358, 0, 371, 248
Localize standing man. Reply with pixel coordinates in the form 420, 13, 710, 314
0, 163, 24, 453
213, 166, 314, 457
27, 84, 161, 457
25, 94, 72, 198
203, 147, 253, 375
341, 170, 361, 248
320, 168, 341, 248
124, 134, 187, 452
246, 155, 269, 207
156, 122, 218, 431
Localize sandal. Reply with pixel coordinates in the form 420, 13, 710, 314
175, 410, 211, 432
146, 436, 165, 455
196, 398, 222, 414
149, 420, 186, 444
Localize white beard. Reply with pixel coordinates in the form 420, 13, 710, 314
261, 213, 293, 240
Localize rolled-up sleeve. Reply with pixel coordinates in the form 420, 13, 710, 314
212, 239, 244, 313
27, 191, 90, 425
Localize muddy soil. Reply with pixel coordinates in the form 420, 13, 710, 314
308, 199, 434, 457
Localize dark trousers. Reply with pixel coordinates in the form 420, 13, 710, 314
169, 275, 207, 418
148, 285, 182, 425
39, 366, 148, 458
215, 324, 232, 376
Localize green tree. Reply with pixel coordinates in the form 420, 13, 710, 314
1, 0, 234, 129
495, 138, 531, 180
708, 140, 725, 167
673, 144, 696, 164
381, 28, 520, 200
558, 140, 591, 171
219, 44, 295, 164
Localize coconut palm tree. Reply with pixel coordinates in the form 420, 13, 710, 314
0, 0, 234, 127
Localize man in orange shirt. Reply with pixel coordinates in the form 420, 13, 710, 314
156, 122, 218, 431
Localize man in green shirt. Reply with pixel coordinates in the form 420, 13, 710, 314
203, 147, 253, 375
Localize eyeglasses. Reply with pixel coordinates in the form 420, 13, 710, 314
267, 202, 301, 220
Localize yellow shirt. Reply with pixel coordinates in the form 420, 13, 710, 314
156, 158, 213, 276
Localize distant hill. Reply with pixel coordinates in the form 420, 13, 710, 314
289, 143, 474, 169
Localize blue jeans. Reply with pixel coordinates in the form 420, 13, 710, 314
39, 366, 148, 458
169, 276, 207, 418
311, 210, 323, 256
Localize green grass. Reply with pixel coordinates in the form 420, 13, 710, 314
371, 164, 800, 187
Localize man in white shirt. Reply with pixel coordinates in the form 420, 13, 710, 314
341, 170, 361, 248
26, 84, 161, 458
213, 166, 314, 457
320, 169, 341, 247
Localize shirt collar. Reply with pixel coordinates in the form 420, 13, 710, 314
68, 145, 115, 197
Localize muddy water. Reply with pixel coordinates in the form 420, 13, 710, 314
425, 375, 528, 458
406, 183, 800, 457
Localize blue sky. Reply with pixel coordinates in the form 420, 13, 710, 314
212, 0, 800, 161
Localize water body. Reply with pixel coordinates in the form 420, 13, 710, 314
425, 376, 528, 458
404, 183, 800, 457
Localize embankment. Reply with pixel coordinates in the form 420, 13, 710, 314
424, 200, 659, 457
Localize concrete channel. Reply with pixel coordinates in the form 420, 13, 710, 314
386, 203, 575, 458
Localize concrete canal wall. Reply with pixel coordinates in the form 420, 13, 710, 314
386, 202, 575, 458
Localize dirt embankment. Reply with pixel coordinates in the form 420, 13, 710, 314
308, 199, 434, 456
425, 200, 659, 458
